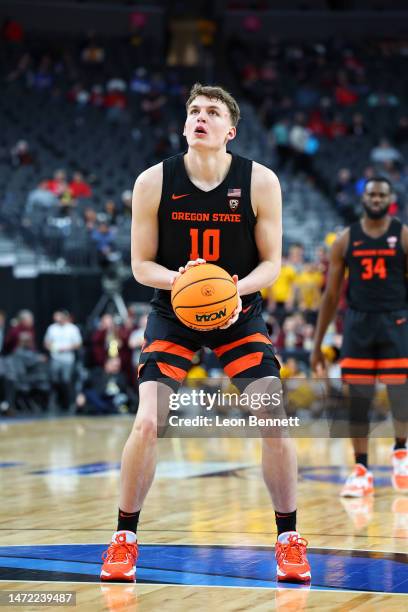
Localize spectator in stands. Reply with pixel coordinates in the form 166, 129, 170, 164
1, 17, 24, 44
271, 118, 291, 169
6, 333, 50, 412
264, 256, 297, 320
130, 67, 151, 94
104, 86, 128, 123
335, 167, 358, 223
76, 356, 130, 415
69, 172, 92, 199
90, 84, 105, 107
26, 180, 58, 218
370, 138, 402, 167
334, 72, 358, 106
141, 88, 167, 125
42, 169, 68, 197
288, 243, 305, 273
104, 200, 120, 226
326, 113, 348, 139
44, 310, 82, 411
90, 218, 117, 267
83, 206, 98, 231
32, 54, 53, 90
90, 314, 118, 367
10, 140, 34, 167
3, 310, 36, 355
355, 166, 375, 197
289, 113, 315, 174
349, 112, 368, 138
295, 262, 324, 324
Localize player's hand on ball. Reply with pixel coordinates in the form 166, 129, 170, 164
171, 259, 206, 289
219, 274, 242, 329
179, 258, 206, 274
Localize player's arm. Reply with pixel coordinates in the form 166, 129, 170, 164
131, 164, 178, 290
310, 230, 348, 373
237, 163, 282, 296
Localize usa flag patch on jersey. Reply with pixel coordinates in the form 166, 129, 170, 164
228, 188, 241, 197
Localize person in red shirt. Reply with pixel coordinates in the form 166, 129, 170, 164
69, 172, 92, 198
3, 310, 36, 355
42, 169, 68, 196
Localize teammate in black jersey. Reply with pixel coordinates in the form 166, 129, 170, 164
312, 177, 408, 497
100, 84, 311, 583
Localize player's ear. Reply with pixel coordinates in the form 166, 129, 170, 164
226, 126, 237, 142
183, 122, 187, 137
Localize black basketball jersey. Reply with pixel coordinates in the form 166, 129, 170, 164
345, 218, 407, 312
151, 152, 261, 317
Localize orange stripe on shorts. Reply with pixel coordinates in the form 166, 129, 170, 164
377, 358, 408, 369
223, 352, 263, 378
214, 333, 271, 358
340, 358, 376, 370
143, 340, 195, 361
342, 374, 376, 384
378, 374, 407, 385
156, 362, 187, 382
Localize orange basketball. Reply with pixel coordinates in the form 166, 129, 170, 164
171, 263, 238, 331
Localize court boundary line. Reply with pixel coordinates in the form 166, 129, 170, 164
0, 579, 406, 596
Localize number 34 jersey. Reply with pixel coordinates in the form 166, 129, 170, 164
151, 152, 261, 317
345, 218, 408, 312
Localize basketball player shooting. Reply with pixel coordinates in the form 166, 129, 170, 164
100, 84, 311, 583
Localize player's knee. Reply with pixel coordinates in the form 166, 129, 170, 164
133, 413, 158, 442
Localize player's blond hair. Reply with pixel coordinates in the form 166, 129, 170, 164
186, 83, 241, 127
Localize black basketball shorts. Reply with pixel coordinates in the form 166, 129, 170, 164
340, 308, 408, 384
137, 306, 280, 392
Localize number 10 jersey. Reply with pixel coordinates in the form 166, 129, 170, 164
151, 152, 261, 318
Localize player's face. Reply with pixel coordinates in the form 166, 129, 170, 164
362, 181, 392, 219
184, 96, 236, 151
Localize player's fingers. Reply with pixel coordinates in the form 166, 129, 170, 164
232, 274, 238, 284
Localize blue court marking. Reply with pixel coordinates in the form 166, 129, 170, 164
0, 544, 407, 593
0, 463, 23, 468
299, 465, 393, 487
30, 462, 120, 476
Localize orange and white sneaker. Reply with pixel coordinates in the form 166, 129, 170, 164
100, 531, 138, 582
275, 532, 311, 583
392, 449, 408, 492
340, 464, 374, 498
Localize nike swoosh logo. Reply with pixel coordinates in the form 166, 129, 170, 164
172, 193, 190, 200
353, 241, 364, 246
242, 305, 252, 314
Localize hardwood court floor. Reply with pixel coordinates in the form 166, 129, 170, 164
0, 416, 407, 611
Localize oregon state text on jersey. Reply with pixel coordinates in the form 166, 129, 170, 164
345, 218, 407, 312
151, 152, 261, 317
